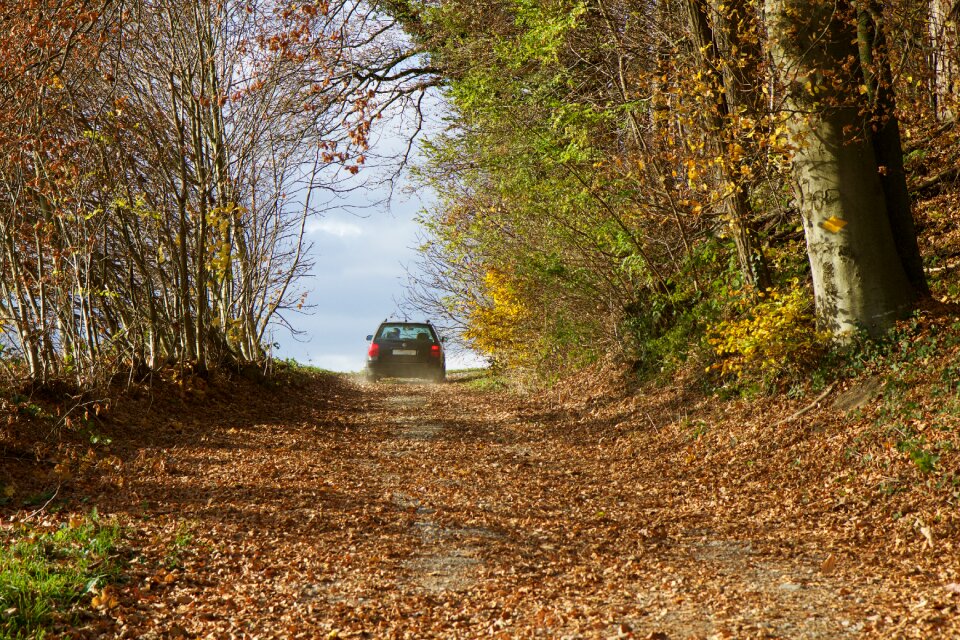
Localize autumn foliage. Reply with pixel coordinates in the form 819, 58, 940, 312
0, 0, 418, 387
401, 0, 960, 383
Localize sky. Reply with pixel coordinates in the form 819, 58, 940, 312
264, 81, 487, 374
269, 172, 486, 373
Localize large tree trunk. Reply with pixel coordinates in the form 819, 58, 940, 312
765, 0, 918, 336
857, 0, 929, 295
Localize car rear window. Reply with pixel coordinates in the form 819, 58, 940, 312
376, 324, 436, 342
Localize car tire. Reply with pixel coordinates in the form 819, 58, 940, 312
366, 372, 380, 384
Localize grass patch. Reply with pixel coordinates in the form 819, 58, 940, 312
0, 511, 121, 639
450, 368, 506, 391
164, 520, 194, 570
274, 358, 336, 376
267, 359, 340, 389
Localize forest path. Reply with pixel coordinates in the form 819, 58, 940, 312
80, 374, 933, 638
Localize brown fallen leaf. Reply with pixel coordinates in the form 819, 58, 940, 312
920, 526, 934, 548
16, 362, 960, 639
820, 553, 837, 575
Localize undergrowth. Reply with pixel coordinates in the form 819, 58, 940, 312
457, 368, 508, 391
707, 279, 828, 387
623, 237, 732, 380
0, 511, 122, 639
836, 312, 960, 477
624, 239, 825, 394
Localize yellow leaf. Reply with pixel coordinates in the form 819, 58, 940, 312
92, 586, 119, 610
820, 216, 848, 233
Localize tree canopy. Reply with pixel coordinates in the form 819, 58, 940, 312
2, 0, 959, 388
0, 0, 428, 385
399, 0, 958, 383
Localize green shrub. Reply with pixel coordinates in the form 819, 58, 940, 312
621, 238, 732, 378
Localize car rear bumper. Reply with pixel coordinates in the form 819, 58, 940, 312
366, 360, 444, 379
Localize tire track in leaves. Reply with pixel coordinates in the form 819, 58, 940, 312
375, 389, 494, 596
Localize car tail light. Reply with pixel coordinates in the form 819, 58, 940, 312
430, 344, 441, 358
368, 342, 380, 357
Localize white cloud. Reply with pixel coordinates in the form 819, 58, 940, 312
306, 353, 363, 372
447, 351, 488, 370
306, 218, 364, 238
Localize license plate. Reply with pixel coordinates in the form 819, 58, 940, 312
392, 349, 417, 356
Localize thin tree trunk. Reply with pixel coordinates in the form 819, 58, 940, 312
686, 0, 772, 290
928, 0, 960, 119
169, 70, 197, 365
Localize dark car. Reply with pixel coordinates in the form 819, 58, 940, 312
365, 321, 446, 382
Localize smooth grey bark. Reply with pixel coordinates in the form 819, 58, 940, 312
765, 0, 918, 336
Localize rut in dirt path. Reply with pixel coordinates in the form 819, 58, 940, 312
378, 392, 497, 596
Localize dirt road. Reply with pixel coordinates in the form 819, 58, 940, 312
76, 373, 957, 638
